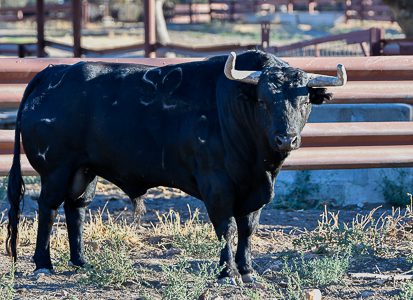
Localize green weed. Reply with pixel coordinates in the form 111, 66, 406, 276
0, 263, 15, 300
279, 260, 305, 300
399, 282, 413, 300
161, 259, 220, 300
275, 171, 321, 210
78, 238, 138, 288
277, 254, 348, 299
380, 170, 412, 207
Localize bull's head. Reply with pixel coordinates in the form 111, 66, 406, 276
224, 52, 347, 153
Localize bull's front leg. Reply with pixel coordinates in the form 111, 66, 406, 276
198, 173, 240, 283
235, 209, 261, 283
208, 212, 239, 282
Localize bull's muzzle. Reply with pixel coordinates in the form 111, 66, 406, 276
275, 135, 299, 152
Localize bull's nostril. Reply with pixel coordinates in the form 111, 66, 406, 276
275, 136, 284, 146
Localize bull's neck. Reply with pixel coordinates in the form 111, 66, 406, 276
217, 82, 277, 181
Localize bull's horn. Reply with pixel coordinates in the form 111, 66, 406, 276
224, 52, 261, 85
307, 64, 347, 87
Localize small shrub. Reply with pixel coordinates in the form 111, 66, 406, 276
278, 254, 348, 299
0, 264, 15, 300
380, 170, 412, 207
0, 177, 8, 203
297, 254, 349, 286
161, 259, 220, 300
153, 207, 223, 258
279, 260, 305, 300
400, 282, 413, 300
243, 288, 262, 300
275, 171, 320, 210
78, 238, 138, 288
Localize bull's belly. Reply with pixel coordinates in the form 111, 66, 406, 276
88, 153, 201, 200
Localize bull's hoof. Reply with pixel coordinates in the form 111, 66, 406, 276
241, 273, 256, 283
68, 260, 86, 268
217, 276, 242, 286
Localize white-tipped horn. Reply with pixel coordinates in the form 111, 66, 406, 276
224, 52, 261, 85
307, 64, 347, 87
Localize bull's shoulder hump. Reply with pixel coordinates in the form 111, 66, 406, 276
68, 61, 149, 81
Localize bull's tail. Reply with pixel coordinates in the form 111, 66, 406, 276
6, 113, 25, 260
6, 74, 40, 261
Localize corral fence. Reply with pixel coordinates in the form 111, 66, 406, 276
0, 26, 406, 58
167, 0, 346, 24
166, 0, 394, 24
0, 56, 411, 174
155, 27, 384, 57
345, 0, 394, 22
267, 27, 383, 57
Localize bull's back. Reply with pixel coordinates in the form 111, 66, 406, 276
19, 61, 223, 195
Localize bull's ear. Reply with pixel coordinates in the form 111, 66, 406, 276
161, 67, 183, 94
309, 87, 333, 105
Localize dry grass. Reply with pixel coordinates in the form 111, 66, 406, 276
294, 195, 413, 258
152, 206, 223, 259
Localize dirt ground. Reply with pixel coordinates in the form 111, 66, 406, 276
1, 181, 412, 300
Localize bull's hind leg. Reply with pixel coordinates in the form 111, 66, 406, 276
34, 168, 72, 272
64, 173, 97, 267
235, 209, 261, 283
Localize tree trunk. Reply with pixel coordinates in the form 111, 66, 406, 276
155, 0, 170, 45
383, 0, 413, 38
155, 0, 175, 57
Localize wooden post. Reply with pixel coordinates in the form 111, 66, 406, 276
72, 0, 82, 57
144, 0, 156, 58
36, 0, 46, 57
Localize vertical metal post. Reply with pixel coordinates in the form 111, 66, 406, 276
345, 0, 351, 23
287, 0, 294, 13
208, 0, 212, 22
17, 44, 25, 58
229, 0, 235, 22
72, 0, 82, 57
308, 0, 316, 13
370, 27, 384, 56
261, 22, 270, 49
189, 0, 193, 24
36, 0, 46, 57
144, 0, 156, 58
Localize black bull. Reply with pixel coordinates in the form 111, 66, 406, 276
6, 51, 335, 282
